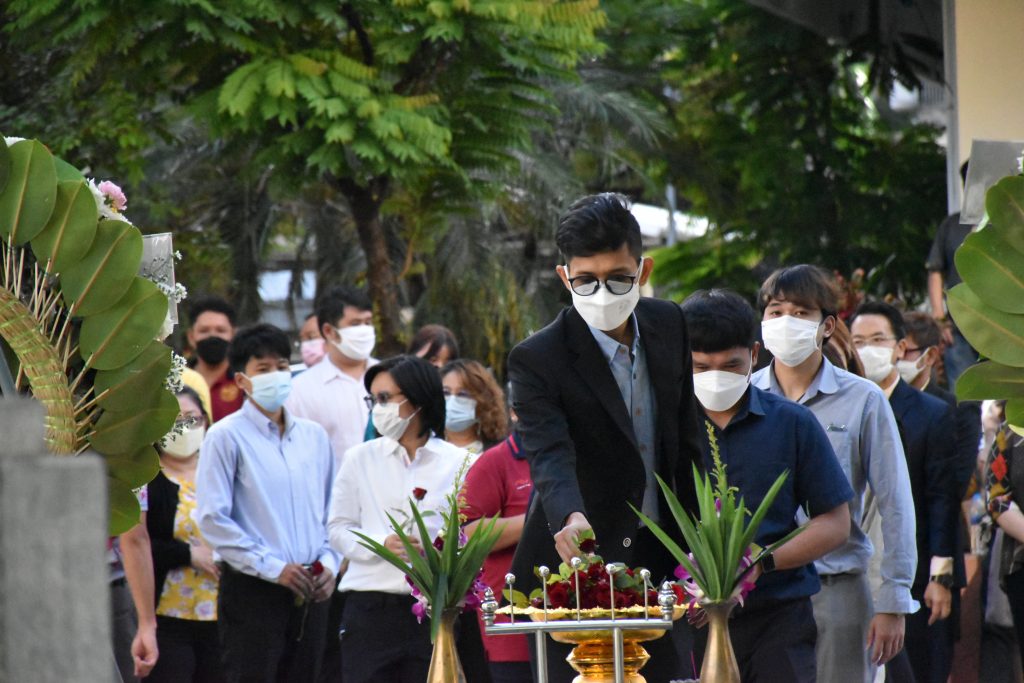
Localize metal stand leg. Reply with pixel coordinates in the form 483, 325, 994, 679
613, 627, 625, 683
535, 630, 548, 683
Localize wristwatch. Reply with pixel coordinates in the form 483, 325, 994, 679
759, 551, 776, 574
930, 574, 954, 589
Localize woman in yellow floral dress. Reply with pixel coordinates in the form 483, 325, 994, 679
145, 387, 222, 682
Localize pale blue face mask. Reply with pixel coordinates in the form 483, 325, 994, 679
245, 370, 292, 412
445, 395, 478, 432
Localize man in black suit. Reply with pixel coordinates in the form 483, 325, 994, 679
508, 193, 703, 683
850, 301, 959, 683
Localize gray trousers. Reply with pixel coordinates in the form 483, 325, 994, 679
811, 573, 875, 683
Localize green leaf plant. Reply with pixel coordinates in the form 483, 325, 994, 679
0, 133, 178, 533
951, 175, 1024, 430
632, 420, 803, 605
353, 457, 502, 643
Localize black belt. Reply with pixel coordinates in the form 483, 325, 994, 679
819, 572, 858, 585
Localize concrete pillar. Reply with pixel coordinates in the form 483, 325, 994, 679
0, 398, 112, 681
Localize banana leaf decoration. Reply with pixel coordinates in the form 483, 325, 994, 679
0, 134, 178, 533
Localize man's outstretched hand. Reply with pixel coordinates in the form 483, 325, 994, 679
554, 512, 594, 565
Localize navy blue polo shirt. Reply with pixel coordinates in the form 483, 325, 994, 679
698, 384, 853, 612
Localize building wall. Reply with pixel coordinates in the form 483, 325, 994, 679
955, 0, 1024, 162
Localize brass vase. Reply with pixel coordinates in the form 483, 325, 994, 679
700, 601, 740, 683
427, 608, 466, 683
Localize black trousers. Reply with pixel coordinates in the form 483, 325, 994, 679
147, 616, 222, 683
340, 591, 434, 683
693, 597, 817, 683
1004, 568, 1024, 667
891, 583, 955, 683
218, 565, 329, 683
316, 580, 345, 683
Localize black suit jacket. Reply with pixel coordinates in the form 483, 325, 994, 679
890, 379, 958, 589
145, 471, 192, 607
508, 299, 703, 583
925, 382, 982, 498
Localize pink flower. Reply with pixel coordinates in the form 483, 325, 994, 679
97, 181, 127, 212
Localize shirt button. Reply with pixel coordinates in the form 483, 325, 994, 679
623, 537, 632, 548
635, 409, 642, 416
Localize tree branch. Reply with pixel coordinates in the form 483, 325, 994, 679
342, 3, 374, 66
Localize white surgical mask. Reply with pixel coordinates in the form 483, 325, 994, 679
567, 259, 643, 331
896, 350, 930, 384
244, 371, 292, 412
332, 324, 376, 362
162, 425, 205, 459
693, 361, 752, 413
445, 395, 478, 432
372, 399, 419, 442
761, 316, 822, 367
858, 345, 896, 383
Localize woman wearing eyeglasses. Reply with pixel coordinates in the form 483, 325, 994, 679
440, 359, 509, 459
328, 355, 474, 683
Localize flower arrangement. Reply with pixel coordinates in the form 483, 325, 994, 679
354, 459, 502, 642
633, 420, 803, 607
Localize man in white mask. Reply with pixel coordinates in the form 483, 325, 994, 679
751, 265, 918, 683
680, 289, 852, 682
284, 285, 377, 682
849, 301, 959, 683
507, 193, 704, 682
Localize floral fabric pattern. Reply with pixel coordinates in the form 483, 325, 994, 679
156, 477, 218, 621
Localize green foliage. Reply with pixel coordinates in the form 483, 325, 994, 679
0, 140, 58, 245
951, 176, 1024, 428
353, 460, 502, 643
32, 180, 100, 272
632, 419, 801, 603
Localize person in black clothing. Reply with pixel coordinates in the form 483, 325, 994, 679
508, 193, 703, 683
145, 386, 223, 682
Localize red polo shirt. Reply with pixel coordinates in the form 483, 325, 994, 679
210, 371, 244, 422
462, 433, 533, 663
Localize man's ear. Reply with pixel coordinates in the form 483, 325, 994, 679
894, 338, 908, 361
555, 264, 572, 292
821, 315, 837, 340
234, 372, 250, 395
186, 328, 196, 349
638, 256, 655, 287
923, 346, 941, 368
750, 341, 760, 370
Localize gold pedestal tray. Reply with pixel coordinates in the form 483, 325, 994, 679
507, 605, 684, 683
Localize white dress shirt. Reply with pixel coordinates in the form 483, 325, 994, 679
329, 435, 471, 594
285, 355, 377, 470
196, 400, 341, 582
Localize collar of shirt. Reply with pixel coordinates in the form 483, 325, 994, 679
240, 399, 297, 439
312, 355, 377, 385
586, 313, 640, 364
382, 435, 448, 468
754, 357, 839, 404
507, 431, 526, 459
712, 385, 764, 429
882, 375, 900, 399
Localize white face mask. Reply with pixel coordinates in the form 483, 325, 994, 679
761, 316, 822, 367
372, 399, 419, 442
896, 350, 930, 384
162, 425, 205, 459
693, 361, 751, 413
858, 345, 896, 383
567, 259, 644, 331
332, 324, 376, 361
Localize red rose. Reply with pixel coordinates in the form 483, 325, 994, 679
412, 487, 428, 501
578, 537, 598, 554
671, 583, 687, 604
310, 560, 324, 576
547, 582, 571, 609
593, 582, 612, 608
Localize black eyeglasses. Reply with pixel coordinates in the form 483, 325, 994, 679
566, 263, 642, 297
363, 391, 404, 410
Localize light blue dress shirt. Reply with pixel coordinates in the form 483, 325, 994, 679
586, 315, 659, 522
196, 400, 341, 582
753, 358, 919, 614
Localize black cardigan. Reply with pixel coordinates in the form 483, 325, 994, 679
145, 471, 193, 608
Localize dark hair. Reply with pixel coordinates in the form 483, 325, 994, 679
680, 289, 757, 352
227, 324, 292, 374
408, 324, 460, 363
188, 295, 236, 328
175, 385, 210, 426
824, 318, 864, 376
849, 300, 907, 340
902, 311, 942, 349
556, 193, 643, 263
315, 285, 372, 331
758, 265, 839, 323
365, 355, 446, 438
441, 359, 508, 443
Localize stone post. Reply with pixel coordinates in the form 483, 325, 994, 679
0, 398, 112, 681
